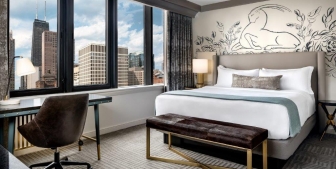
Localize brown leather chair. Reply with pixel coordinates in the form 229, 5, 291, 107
18, 94, 91, 169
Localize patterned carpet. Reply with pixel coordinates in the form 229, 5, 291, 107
283, 133, 336, 169
17, 124, 336, 169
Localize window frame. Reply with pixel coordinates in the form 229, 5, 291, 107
8, 0, 156, 97
9, 0, 65, 97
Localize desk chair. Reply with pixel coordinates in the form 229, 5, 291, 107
18, 94, 91, 169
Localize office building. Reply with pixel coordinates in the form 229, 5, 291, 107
128, 67, 144, 85
9, 30, 15, 90
78, 44, 129, 86
78, 44, 107, 85
20, 76, 27, 90
41, 31, 57, 78
35, 31, 58, 88
128, 52, 144, 68
31, 19, 49, 67
118, 47, 129, 86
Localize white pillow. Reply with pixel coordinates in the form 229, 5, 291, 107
216, 65, 259, 87
259, 66, 314, 94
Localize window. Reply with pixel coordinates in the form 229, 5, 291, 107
118, 0, 144, 87
74, 0, 106, 87
9, 0, 165, 97
10, 0, 58, 90
153, 7, 164, 84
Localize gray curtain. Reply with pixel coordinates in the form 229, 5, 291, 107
167, 12, 194, 91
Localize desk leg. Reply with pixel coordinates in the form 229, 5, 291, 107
0, 118, 4, 146
94, 105, 101, 160
7, 117, 16, 153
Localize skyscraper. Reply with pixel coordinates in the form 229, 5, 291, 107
78, 44, 129, 86
9, 30, 15, 90
118, 47, 129, 86
128, 67, 144, 85
36, 31, 57, 88
31, 19, 49, 67
128, 52, 144, 68
20, 76, 27, 90
78, 44, 107, 85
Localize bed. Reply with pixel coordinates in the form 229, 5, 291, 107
155, 52, 326, 163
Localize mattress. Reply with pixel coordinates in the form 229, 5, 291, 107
155, 86, 315, 140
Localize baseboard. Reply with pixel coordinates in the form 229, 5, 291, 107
14, 117, 149, 157
82, 117, 148, 137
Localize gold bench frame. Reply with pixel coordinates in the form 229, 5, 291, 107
146, 127, 267, 169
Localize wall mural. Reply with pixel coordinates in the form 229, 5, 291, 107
194, 4, 336, 77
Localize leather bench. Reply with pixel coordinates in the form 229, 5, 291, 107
146, 113, 268, 169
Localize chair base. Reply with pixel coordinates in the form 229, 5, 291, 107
29, 149, 91, 169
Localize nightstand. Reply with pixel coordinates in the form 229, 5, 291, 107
318, 100, 336, 141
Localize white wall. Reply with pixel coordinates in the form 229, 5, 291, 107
14, 86, 163, 156
83, 87, 163, 136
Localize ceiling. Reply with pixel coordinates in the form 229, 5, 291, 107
186, 0, 230, 6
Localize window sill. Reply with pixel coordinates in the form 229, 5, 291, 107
14, 85, 164, 100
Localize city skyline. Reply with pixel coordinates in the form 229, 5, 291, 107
19, 37, 164, 90
10, 0, 164, 89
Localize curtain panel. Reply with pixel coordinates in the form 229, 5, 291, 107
167, 12, 194, 91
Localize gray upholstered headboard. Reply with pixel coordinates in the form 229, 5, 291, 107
218, 52, 326, 101
218, 52, 327, 131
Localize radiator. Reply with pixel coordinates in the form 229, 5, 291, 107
14, 115, 36, 151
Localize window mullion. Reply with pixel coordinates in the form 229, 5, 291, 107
107, 0, 118, 88
144, 6, 153, 85
63, 0, 74, 92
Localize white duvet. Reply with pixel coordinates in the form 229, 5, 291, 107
155, 86, 315, 140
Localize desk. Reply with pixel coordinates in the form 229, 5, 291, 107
0, 144, 28, 169
0, 94, 112, 160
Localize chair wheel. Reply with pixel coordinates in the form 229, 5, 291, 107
78, 140, 84, 146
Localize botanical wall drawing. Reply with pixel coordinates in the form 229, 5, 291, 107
195, 4, 336, 77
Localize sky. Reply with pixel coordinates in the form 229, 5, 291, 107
10, 0, 164, 89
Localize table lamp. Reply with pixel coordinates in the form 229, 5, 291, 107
193, 59, 208, 88
0, 56, 36, 105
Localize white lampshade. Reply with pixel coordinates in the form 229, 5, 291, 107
193, 59, 208, 73
15, 57, 36, 76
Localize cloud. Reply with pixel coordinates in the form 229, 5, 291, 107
154, 54, 163, 63
74, 20, 105, 41
10, 0, 58, 20
118, 21, 144, 53
153, 24, 164, 69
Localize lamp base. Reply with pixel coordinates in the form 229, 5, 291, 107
196, 83, 204, 88
0, 99, 21, 106
196, 73, 205, 88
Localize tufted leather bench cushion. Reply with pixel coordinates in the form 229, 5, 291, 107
146, 113, 268, 149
